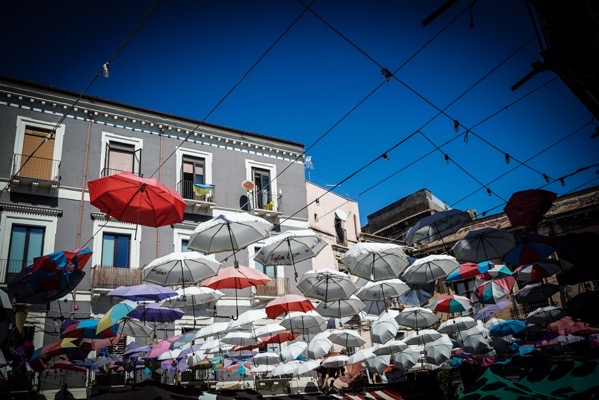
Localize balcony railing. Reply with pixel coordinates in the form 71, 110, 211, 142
100, 168, 142, 177
255, 277, 289, 297
247, 191, 282, 216
12, 154, 61, 181
178, 179, 215, 202
0, 258, 26, 284
91, 265, 143, 289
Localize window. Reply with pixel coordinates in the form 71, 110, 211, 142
254, 247, 276, 278
253, 168, 272, 209
100, 132, 143, 177
182, 239, 189, 253
335, 216, 347, 245
181, 156, 205, 199
7, 225, 45, 281
101, 233, 130, 268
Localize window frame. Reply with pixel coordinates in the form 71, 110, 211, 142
176, 148, 213, 192
99, 132, 143, 177
245, 159, 277, 210
7, 224, 46, 275
101, 232, 132, 268
92, 219, 141, 269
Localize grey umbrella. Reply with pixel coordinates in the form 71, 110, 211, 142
297, 269, 356, 303
452, 227, 516, 263
396, 307, 438, 330
142, 251, 220, 287
458, 324, 491, 354
339, 242, 410, 281
405, 209, 472, 246
370, 310, 400, 344
401, 255, 459, 284
315, 295, 366, 318
526, 306, 566, 325
366, 354, 391, 374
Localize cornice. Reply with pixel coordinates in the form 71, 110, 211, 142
0, 202, 62, 216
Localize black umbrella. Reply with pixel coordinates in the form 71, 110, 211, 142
513, 282, 559, 304
567, 291, 599, 325
557, 265, 599, 286
555, 232, 599, 265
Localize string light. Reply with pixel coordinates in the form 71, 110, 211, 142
486, 188, 492, 196
504, 153, 510, 164
381, 153, 390, 160
102, 62, 110, 78
381, 68, 392, 82
543, 174, 550, 183
453, 120, 460, 132
444, 154, 450, 163
560, 178, 565, 186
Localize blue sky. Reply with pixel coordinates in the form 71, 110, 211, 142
2, 1, 597, 226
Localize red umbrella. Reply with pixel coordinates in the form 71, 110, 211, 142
79, 334, 124, 352
503, 234, 556, 267
503, 189, 557, 229
201, 265, 271, 319
47, 359, 87, 373
87, 171, 186, 227
265, 294, 314, 319
260, 332, 300, 345
513, 260, 561, 282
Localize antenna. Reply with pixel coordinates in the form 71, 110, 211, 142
304, 156, 314, 182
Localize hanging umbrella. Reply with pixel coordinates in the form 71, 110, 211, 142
88, 171, 186, 227
503, 189, 557, 229
201, 265, 271, 319
356, 279, 409, 302
170, 331, 198, 349
373, 339, 408, 355
188, 212, 273, 265
195, 322, 229, 339
8, 248, 92, 304
165, 286, 224, 307
489, 320, 526, 337
457, 325, 490, 354
452, 227, 516, 263
393, 346, 421, 371
143, 251, 220, 287
96, 300, 137, 334
365, 354, 391, 374
401, 254, 459, 284
404, 209, 472, 246
474, 300, 512, 320
428, 294, 472, 314
158, 348, 183, 361
108, 283, 177, 302
30, 337, 79, 361
61, 319, 119, 339
128, 303, 185, 323
513, 282, 560, 304
339, 243, 409, 281
321, 355, 349, 368
79, 334, 124, 353
473, 276, 516, 304
297, 359, 321, 375
399, 282, 435, 307
147, 336, 184, 358
272, 360, 303, 376
261, 332, 299, 346
221, 332, 262, 347
503, 234, 557, 267
265, 294, 314, 319
117, 317, 153, 338
526, 306, 566, 325
404, 329, 442, 346
280, 341, 308, 363
424, 334, 453, 365
567, 291, 599, 325
514, 261, 561, 283
446, 262, 490, 282
555, 232, 599, 265
48, 359, 88, 373
438, 316, 477, 333
297, 269, 357, 303
228, 309, 268, 330
253, 352, 281, 366
362, 299, 390, 317
396, 307, 438, 330
253, 324, 287, 338
476, 264, 513, 280
371, 310, 400, 344
280, 311, 327, 335
316, 295, 366, 318
308, 332, 333, 359
348, 347, 376, 364
254, 229, 326, 280
328, 329, 366, 348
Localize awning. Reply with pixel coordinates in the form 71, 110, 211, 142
335, 209, 348, 221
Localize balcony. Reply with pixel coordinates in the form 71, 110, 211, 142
91, 265, 142, 292
100, 168, 143, 177
247, 191, 283, 218
0, 258, 25, 284
255, 277, 289, 297
10, 154, 61, 192
178, 180, 216, 213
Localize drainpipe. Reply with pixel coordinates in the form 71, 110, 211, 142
156, 128, 164, 258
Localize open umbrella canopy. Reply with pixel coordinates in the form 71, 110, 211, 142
261, 332, 299, 346
31, 337, 79, 361
402, 254, 459, 284
188, 212, 273, 257
143, 251, 220, 287
404, 209, 472, 246
280, 311, 327, 335
328, 329, 366, 348
513, 282, 560, 304
108, 283, 177, 302
253, 324, 287, 338
474, 300, 512, 320
128, 303, 185, 323
195, 322, 229, 339
253, 352, 281, 366
254, 229, 326, 279
48, 359, 88, 373
365, 354, 391, 374
356, 279, 409, 301
308, 332, 333, 359
322, 354, 349, 368
452, 227, 516, 263
371, 310, 400, 344
458, 325, 490, 354
503, 189, 557, 229
514, 261, 561, 283
62, 319, 119, 339
315, 295, 366, 318
280, 341, 308, 363
489, 320, 526, 337
399, 282, 435, 307
404, 329, 442, 346
396, 307, 438, 330
428, 294, 472, 314
476, 263, 513, 280
423, 334, 453, 365
163, 286, 224, 308
526, 306, 566, 325
88, 171, 186, 227
96, 300, 137, 334
265, 294, 314, 319
297, 269, 356, 303
438, 316, 477, 333
227, 308, 267, 329
473, 276, 516, 305
201, 265, 271, 289
373, 339, 408, 355
393, 346, 421, 371
221, 332, 262, 346
272, 360, 303, 376
503, 234, 557, 267
339, 242, 409, 281
446, 262, 490, 282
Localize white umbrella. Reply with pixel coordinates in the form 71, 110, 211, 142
254, 229, 327, 280
188, 212, 273, 266
272, 360, 302, 376
371, 310, 400, 344
321, 355, 349, 368
404, 209, 472, 246
158, 348, 182, 360
328, 329, 366, 348
143, 251, 220, 287
199, 339, 222, 351
280, 311, 327, 335
308, 332, 333, 360
424, 334, 453, 365
298, 269, 357, 303
459, 325, 490, 354
315, 295, 366, 318
355, 279, 410, 301
187, 350, 207, 367
339, 242, 409, 281
164, 286, 224, 307
254, 324, 287, 338
280, 341, 308, 363
365, 354, 391, 374
373, 340, 408, 355
251, 364, 277, 374
227, 309, 268, 329
221, 332, 262, 346
348, 347, 376, 364
393, 346, 422, 371
195, 322, 229, 339
253, 352, 281, 366
451, 227, 516, 263
401, 254, 459, 284
297, 359, 321, 375
396, 307, 438, 330
438, 316, 477, 333
404, 329, 442, 346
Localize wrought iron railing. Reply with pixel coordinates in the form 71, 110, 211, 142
0, 259, 26, 284
177, 179, 215, 202
91, 265, 143, 289
247, 191, 281, 213
12, 154, 61, 181
255, 277, 289, 297
100, 167, 143, 177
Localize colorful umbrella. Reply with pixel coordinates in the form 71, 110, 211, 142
143, 251, 221, 287
108, 283, 177, 302
402, 254, 459, 284
404, 209, 471, 246
476, 264, 513, 280
474, 300, 512, 320
446, 262, 490, 282
503, 189, 557, 229
339, 242, 409, 281
265, 294, 314, 320
489, 320, 526, 337
452, 227, 516, 263
47, 359, 87, 373
514, 260, 561, 282
88, 171, 186, 227
428, 294, 472, 314
254, 229, 326, 280
79, 334, 124, 352
30, 337, 79, 361
473, 276, 516, 304
261, 332, 299, 346
62, 319, 119, 339
96, 300, 137, 334
503, 234, 557, 267
128, 303, 185, 323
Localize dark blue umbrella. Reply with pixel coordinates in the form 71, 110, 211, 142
399, 282, 435, 307
489, 320, 526, 337
8, 266, 85, 304
503, 234, 556, 267
128, 303, 184, 322
108, 283, 177, 302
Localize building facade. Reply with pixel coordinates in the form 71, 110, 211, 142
0, 77, 310, 348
